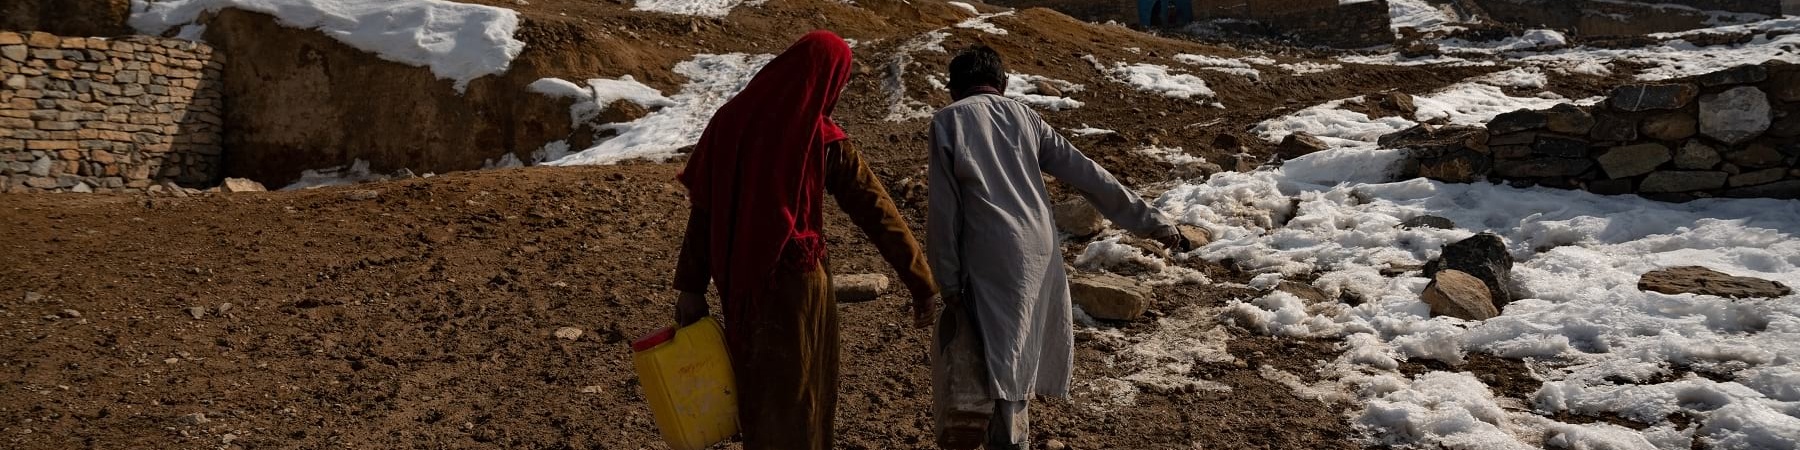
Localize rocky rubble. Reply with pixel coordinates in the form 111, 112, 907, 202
1422, 233, 1515, 310
1069, 272, 1152, 321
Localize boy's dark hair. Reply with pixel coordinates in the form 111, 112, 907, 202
948, 45, 1006, 94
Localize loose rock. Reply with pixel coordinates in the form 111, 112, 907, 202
554, 327, 583, 340
833, 273, 890, 303
1052, 199, 1105, 238
58, 309, 81, 318
1276, 132, 1329, 159
1178, 225, 1212, 248
1069, 273, 1151, 321
180, 412, 209, 425
1639, 266, 1791, 299
221, 177, 266, 193
1276, 281, 1328, 304
1421, 269, 1499, 321
1399, 215, 1455, 230
186, 306, 206, 319
1422, 233, 1515, 307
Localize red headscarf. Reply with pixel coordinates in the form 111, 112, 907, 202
678, 31, 854, 317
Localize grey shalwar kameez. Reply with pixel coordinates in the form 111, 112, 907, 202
926, 94, 1178, 446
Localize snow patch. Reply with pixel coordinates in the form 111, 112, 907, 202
1087, 56, 1215, 100
1004, 73, 1084, 111
549, 53, 774, 165
632, 0, 761, 17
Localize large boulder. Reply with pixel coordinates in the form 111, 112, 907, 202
1596, 143, 1671, 179
1639, 266, 1791, 299
1378, 92, 1418, 116
1698, 87, 1772, 145
1639, 171, 1728, 193
1422, 269, 1499, 321
1422, 233, 1515, 307
1610, 84, 1698, 112
1069, 273, 1152, 321
834, 274, 891, 303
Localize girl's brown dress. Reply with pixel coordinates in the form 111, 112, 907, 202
674, 141, 937, 450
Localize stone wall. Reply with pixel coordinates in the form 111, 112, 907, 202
1471, 0, 1784, 36
1, 32, 223, 193
1191, 0, 1394, 47
1396, 62, 1800, 201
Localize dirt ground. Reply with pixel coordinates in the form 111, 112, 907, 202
3, 164, 1368, 449
0, 0, 1628, 448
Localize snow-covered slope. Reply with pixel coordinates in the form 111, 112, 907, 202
130, 0, 525, 91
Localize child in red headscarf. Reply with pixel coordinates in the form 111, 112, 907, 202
671, 30, 939, 449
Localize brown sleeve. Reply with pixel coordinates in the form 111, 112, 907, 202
825, 141, 940, 301
672, 207, 711, 294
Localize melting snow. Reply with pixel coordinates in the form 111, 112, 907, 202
129, 0, 525, 92
549, 53, 774, 165
1159, 70, 1800, 447
1174, 54, 1263, 80
1004, 74, 1085, 111
1087, 56, 1215, 100
632, 0, 765, 18
528, 76, 674, 125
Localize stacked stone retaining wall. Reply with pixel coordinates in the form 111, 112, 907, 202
0, 32, 223, 193
1397, 62, 1800, 201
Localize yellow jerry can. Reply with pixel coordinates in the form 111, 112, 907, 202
631, 317, 739, 450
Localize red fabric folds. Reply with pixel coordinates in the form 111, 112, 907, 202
677, 30, 855, 319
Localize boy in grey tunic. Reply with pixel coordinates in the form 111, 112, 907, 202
927, 46, 1194, 449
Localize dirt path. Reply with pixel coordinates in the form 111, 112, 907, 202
1, 165, 1361, 449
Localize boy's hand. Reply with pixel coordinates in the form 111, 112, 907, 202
675, 291, 709, 326
911, 293, 948, 329
1153, 231, 1194, 253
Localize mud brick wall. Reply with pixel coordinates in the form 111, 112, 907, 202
1399, 62, 1800, 202
0, 32, 223, 193
1257, 0, 1393, 48
1191, 0, 1393, 47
